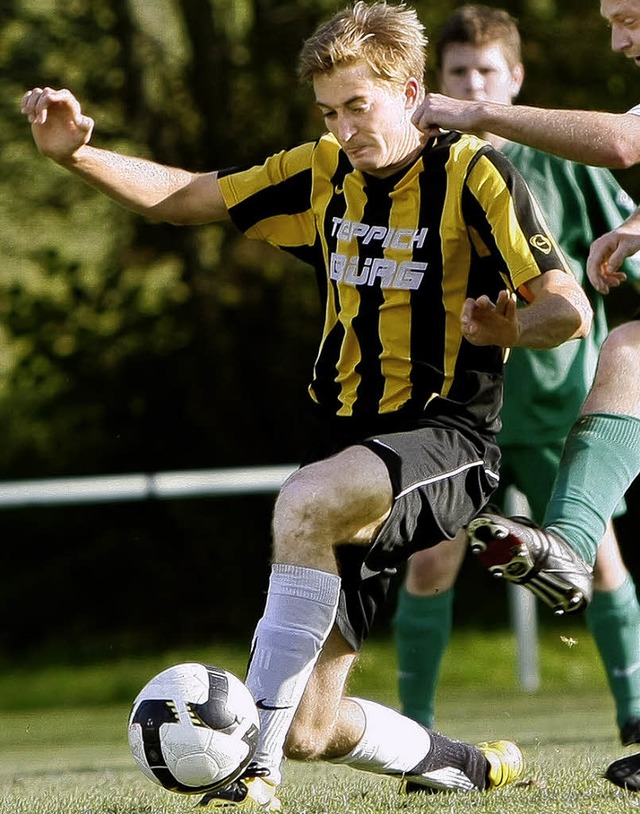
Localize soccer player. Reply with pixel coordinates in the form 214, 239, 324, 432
21, 2, 593, 807
412, 0, 640, 791
393, 2, 640, 751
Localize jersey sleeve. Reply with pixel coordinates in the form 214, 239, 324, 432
464, 148, 572, 293
217, 142, 317, 252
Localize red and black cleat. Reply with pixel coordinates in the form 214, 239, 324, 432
466, 512, 593, 615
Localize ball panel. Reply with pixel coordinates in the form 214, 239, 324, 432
127, 662, 259, 795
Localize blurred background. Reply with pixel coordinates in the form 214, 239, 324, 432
1, 0, 639, 667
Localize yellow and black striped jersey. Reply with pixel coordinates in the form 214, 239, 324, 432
218, 130, 571, 433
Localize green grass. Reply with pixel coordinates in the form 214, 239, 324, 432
1, 626, 638, 813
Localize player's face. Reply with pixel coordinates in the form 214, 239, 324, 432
601, 0, 640, 63
313, 60, 424, 178
439, 43, 523, 106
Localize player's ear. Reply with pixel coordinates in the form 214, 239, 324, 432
405, 76, 422, 107
510, 62, 524, 100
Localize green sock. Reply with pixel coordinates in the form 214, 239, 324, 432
544, 413, 640, 564
585, 575, 640, 728
392, 586, 453, 727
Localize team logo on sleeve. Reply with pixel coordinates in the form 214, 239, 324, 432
529, 234, 552, 254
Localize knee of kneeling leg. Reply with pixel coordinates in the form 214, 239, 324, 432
283, 722, 328, 762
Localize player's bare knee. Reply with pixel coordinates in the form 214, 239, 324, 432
283, 719, 330, 761
274, 466, 339, 535
601, 322, 640, 367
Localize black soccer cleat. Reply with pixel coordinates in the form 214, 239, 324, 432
401, 739, 524, 794
466, 512, 593, 616
621, 718, 640, 747
605, 751, 640, 791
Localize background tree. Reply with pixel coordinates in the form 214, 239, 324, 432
1, 0, 638, 662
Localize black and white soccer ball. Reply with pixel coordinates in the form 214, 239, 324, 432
128, 662, 260, 795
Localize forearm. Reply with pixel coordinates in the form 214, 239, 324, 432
472, 104, 640, 169
60, 144, 199, 222
515, 288, 592, 348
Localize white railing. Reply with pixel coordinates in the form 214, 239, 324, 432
0, 465, 295, 506
0, 467, 538, 690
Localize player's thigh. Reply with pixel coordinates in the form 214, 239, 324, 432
583, 320, 640, 418
500, 443, 563, 524
286, 626, 357, 757
273, 444, 393, 561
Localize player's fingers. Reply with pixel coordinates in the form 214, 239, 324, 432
29, 87, 82, 126
20, 87, 42, 113
20, 87, 45, 122
460, 297, 474, 323
503, 295, 516, 320
474, 294, 493, 309
587, 246, 612, 293
606, 248, 629, 281
494, 290, 512, 314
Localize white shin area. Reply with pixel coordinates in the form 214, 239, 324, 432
246, 563, 341, 784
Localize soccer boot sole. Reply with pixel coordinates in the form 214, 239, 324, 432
467, 513, 593, 615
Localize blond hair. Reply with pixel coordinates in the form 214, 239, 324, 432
297, 1, 427, 90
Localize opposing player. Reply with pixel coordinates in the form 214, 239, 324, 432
411, 0, 640, 791
393, 3, 640, 748
21, 2, 593, 807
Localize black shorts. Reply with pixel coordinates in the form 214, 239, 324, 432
300, 414, 500, 650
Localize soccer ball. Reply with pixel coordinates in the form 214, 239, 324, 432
127, 662, 260, 795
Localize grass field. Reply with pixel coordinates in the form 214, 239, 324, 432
1, 626, 639, 813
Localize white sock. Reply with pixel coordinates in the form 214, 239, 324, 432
331, 697, 486, 791
246, 564, 341, 784
329, 697, 431, 773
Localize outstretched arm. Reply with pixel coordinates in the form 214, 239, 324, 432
461, 270, 592, 349
412, 94, 640, 170
21, 86, 228, 225
587, 209, 640, 293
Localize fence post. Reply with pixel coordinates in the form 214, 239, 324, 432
504, 486, 540, 692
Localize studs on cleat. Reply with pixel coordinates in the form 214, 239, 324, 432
467, 519, 507, 553
466, 512, 593, 616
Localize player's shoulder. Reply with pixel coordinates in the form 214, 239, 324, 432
435, 130, 503, 168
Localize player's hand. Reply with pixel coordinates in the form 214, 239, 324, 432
460, 290, 518, 347
20, 87, 94, 163
412, 93, 480, 137
586, 221, 640, 294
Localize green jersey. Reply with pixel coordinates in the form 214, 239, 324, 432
498, 143, 640, 447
